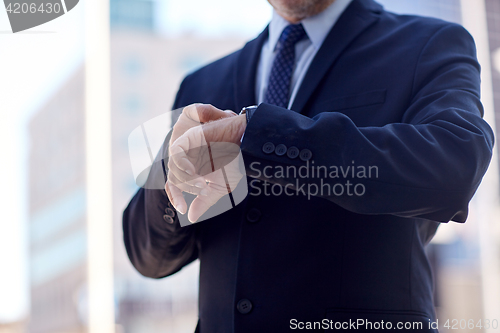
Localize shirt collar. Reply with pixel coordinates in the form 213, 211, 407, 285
268, 0, 354, 51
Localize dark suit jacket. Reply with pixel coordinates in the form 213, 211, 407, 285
123, 0, 494, 331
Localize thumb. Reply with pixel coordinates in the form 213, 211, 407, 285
188, 190, 224, 223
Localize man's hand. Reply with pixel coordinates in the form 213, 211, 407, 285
170, 103, 237, 147
166, 105, 247, 222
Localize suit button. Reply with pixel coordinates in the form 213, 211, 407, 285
262, 142, 275, 154
246, 208, 261, 223
164, 207, 175, 217
275, 144, 287, 156
287, 146, 299, 159
163, 215, 174, 224
299, 149, 312, 161
237, 299, 253, 314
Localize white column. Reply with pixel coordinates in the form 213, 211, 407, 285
460, 0, 500, 330
84, 0, 115, 332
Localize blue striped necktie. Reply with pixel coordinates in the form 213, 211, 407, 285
264, 23, 307, 108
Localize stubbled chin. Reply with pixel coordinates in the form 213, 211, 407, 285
269, 0, 335, 21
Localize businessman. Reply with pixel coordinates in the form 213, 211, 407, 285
123, 0, 494, 332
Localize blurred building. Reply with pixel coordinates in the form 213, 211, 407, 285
110, 0, 154, 32
29, 66, 87, 333
28, 1, 244, 333
486, 0, 500, 145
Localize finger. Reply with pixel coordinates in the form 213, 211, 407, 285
168, 171, 211, 197
165, 181, 187, 214
188, 190, 223, 223
167, 152, 207, 188
175, 182, 211, 196
187, 172, 231, 223
169, 141, 198, 180
167, 158, 199, 192
167, 158, 208, 191
181, 104, 202, 123
164, 178, 176, 207
185, 104, 235, 123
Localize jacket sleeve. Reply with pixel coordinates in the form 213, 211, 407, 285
123, 78, 199, 279
240, 23, 494, 223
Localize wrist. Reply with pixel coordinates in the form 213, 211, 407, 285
233, 114, 247, 145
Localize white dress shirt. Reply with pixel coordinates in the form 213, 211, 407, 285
255, 0, 353, 109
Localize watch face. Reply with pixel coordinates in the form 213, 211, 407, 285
243, 106, 258, 121
241, 105, 257, 115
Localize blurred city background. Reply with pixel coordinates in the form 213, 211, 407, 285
1, 0, 500, 332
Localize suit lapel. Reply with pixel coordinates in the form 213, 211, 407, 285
290, 0, 383, 113
234, 26, 269, 110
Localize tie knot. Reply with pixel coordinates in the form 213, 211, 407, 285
278, 23, 307, 49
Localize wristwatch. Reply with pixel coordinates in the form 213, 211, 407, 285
239, 105, 258, 124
